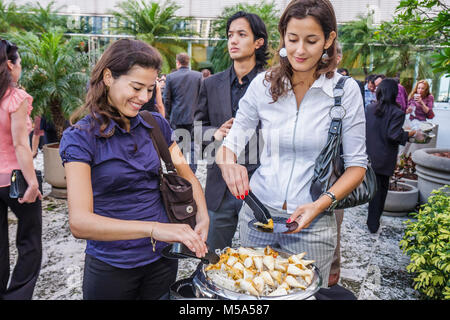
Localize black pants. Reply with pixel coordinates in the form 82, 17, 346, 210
83, 254, 178, 300
0, 187, 42, 300
367, 174, 390, 233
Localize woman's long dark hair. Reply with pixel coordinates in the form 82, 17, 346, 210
374, 78, 399, 117
71, 39, 162, 137
265, 0, 338, 103
0, 39, 19, 101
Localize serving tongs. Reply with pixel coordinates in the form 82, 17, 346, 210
244, 190, 272, 224
162, 242, 220, 264
244, 191, 299, 233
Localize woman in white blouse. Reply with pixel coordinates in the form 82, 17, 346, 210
216, 0, 367, 287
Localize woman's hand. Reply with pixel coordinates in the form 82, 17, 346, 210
406, 106, 413, 114
285, 202, 323, 233
152, 222, 208, 258
194, 209, 209, 243
220, 163, 249, 200
19, 184, 42, 204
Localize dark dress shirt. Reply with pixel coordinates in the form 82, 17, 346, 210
230, 66, 259, 117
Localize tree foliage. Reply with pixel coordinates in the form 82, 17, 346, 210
110, 0, 196, 73
8, 30, 89, 140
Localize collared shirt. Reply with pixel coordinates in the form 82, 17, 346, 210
59, 112, 173, 269
407, 94, 434, 121
222, 72, 368, 214
230, 65, 260, 117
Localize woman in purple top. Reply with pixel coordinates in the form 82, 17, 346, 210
59, 39, 209, 300
406, 79, 435, 121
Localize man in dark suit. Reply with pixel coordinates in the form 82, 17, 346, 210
164, 53, 202, 132
193, 11, 268, 251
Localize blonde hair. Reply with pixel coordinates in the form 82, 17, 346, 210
409, 79, 430, 100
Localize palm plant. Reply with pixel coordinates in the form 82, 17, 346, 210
0, 0, 26, 32
9, 30, 89, 140
21, 1, 68, 33
210, 0, 280, 73
338, 13, 383, 77
110, 0, 196, 73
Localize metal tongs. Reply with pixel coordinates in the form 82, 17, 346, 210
244, 190, 272, 224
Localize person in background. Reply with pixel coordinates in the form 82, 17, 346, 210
394, 77, 408, 111
0, 39, 43, 300
31, 115, 44, 158
60, 39, 209, 300
216, 0, 367, 287
163, 53, 202, 132
337, 68, 349, 76
406, 79, 434, 121
364, 74, 377, 108
365, 78, 415, 233
141, 80, 165, 118
201, 68, 211, 79
194, 10, 268, 252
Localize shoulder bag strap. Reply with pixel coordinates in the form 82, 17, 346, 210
139, 110, 176, 173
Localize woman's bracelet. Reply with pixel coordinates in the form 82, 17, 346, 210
150, 227, 157, 252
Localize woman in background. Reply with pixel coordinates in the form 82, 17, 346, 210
365, 78, 415, 233
406, 79, 434, 121
0, 39, 43, 300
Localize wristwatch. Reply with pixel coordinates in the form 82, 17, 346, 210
321, 191, 338, 211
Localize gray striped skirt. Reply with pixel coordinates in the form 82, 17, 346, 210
238, 203, 337, 288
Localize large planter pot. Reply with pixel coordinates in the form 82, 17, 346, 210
412, 148, 450, 205
399, 177, 418, 188
383, 182, 418, 217
43, 142, 67, 199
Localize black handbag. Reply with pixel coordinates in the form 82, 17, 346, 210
139, 110, 197, 229
310, 76, 377, 210
9, 169, 43, 199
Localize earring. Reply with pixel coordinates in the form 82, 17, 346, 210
279, 47, 287, 58
321, 50, 329, 62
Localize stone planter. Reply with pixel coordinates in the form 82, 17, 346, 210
399, 178, 418, 188
43, 142, 67, 199
412, 148, 450, 205
383, 182, 418, 217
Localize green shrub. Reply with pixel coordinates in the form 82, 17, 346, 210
399, 185, 450, 300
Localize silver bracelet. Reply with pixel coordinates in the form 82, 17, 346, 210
321, 191, 338, 211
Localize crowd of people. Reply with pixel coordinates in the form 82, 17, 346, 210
0, 0, 436, 300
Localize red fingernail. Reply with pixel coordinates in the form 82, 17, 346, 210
245, 190, 249, 196
240, 195, 245, 200
286, 218, 292, 223
236, 196, 240, 199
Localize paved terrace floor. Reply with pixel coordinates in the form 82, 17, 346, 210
6, 153, 419, 300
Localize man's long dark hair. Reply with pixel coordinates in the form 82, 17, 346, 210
0, 39, 19, 101
226, 11, 269, 69
374, 78, 399, 117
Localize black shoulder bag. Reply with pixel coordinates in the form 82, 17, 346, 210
139, 110, 197, 229
309, 76, 377, 210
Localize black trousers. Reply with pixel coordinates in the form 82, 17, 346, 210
83, 254, 178, 300
0, 187, 42, 300
367, 174, 390, 232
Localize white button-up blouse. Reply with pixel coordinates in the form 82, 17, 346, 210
222, 71, 368, 214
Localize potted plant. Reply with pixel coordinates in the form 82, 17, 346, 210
396, 152, 418, 187
383, 174, 419, 216
10, 29, 90, 197
399, 185, 450, 300
412, 148, 450, 205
